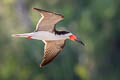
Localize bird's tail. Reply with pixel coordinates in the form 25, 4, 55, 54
11, 33, 33, 38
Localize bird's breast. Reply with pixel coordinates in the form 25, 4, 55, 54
31, 31, 69, 40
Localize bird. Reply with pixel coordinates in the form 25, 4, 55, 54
12, 8, 84, 67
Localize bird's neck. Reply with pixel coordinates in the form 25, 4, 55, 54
55, 30, 70, 35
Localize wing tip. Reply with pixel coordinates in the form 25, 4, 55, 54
40, 60, 45, 68
33, 8, 47, 13
40, 63, 45, 68
40, 64, 43, 68
33, 8, 41, 12
33, 8, 38, 10
32, 8, 64, 18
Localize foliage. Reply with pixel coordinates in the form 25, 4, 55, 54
0, 0, 120, 80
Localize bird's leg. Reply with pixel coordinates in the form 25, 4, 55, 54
26, 36, 32, 39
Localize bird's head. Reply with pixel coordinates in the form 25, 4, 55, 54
69, 34, 85, 46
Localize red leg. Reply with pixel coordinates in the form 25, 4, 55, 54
26, 36, 32, 39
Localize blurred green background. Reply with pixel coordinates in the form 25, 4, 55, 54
0, 0, 120, 80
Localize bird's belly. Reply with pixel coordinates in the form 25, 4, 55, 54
31, 31, 67, 40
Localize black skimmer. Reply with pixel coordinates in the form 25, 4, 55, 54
12, 8, 84, 67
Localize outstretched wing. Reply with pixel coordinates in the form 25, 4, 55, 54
33, 8, 64, 32
40, 40, 66, 67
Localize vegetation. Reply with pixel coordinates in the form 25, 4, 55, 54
0, 0, 120, 80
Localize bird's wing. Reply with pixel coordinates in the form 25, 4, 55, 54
33, 8, 64, 32
40, 40, 66, 67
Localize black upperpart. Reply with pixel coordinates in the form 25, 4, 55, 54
55, 30, 70, 35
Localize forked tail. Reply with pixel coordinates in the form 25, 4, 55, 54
11, 33, 33, 38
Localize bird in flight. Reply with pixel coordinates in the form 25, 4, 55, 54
12, 8, 84, 67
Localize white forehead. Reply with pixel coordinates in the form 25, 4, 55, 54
65, 32, 72, 36
59, 32, 72, 37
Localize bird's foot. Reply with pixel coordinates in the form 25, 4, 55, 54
26, 36, 32, 39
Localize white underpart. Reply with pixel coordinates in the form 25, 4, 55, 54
12, 31, 72, 40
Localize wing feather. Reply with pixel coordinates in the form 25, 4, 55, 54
33, 8, 64, 32
40, 40, 66, 67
